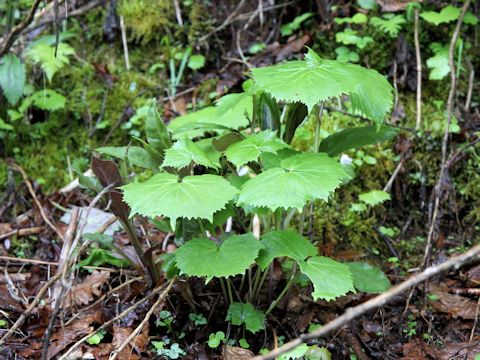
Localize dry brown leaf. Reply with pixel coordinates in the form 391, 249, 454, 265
376, 0, 421, 12
47, 309, 104, 358
433, 339, 480, 360
429, 287, 479, 319
223, 345, 254, 360
111, 323, 149, 360
64, 270, 110, 307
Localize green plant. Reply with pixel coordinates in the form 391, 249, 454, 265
188, 312, 207, 326
156, 310, 175, 332
26, 41, 75, 82
370, 14, 405, 38
403, 315, 417, 337
152, 339, 186, 359
92, 48, 394, 342
0, 53, 25, 105
207, 331, 225, 348
86, 329, 107, 345
280, 12, 314, 36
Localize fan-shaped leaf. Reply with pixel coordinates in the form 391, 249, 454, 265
225, 130, 289, 167
122, 174, 239, 229
257, 230, 317, 270
319, 125, 398, 156
162, 137, 220, 170
298, 256, 355, 301
238, 153, 351, 211
251, 48, 393, 123
226, 302, 265, 333
370, 14, 405, 37
174, 233, 261, 280
27, 42, 74, 81
347, 262, 390, 293
0, 54, 25, 105
358, 190, 390, 206
168, 94, 252, 138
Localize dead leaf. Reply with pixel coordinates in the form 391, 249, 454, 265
111, 323, 149, 360
429, 287, 479, 319
433, 339, 480, 360
64, 271, 110, 307
47, 308, 104, 358
223, 345, 254, 360
376, 0, 422, 12
400, 339, 430, 360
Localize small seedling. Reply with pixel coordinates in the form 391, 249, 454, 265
156, 310, 174, 332
188, 312, 207, 326
152, 340, 186, 359
207, 331, 225, 348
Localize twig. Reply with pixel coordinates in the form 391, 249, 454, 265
253, 242, 480, 360
469, 297, 480, 342
198, 0, 247, 42
0, 255, 58, 267
172, 0, 183, 26
414, 8, 422, 130
58, 279, 175, 360
0, 270, 63, 346
0, 226, 44, 240
9, 163, 64, 241
0, 0, 43, 56
383, 158, 405, 192
464, 58, 474, 111
109, 286, 170, 359
119, 15, 130, 70
422, 0, 471, 269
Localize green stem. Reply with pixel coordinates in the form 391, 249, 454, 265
219, 278, 229, 305
313, 103, 324, 152
226, 278, 234, 304
249, 266, 263, 302
265, 263, 297, 316
253, 267, 270, 303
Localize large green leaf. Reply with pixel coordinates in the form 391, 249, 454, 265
168, 94, 252, 138
174, 234, 261, 280
347, 262, 390, 293
122, 174, 238, 228
358, 190, 390, 206
224, 130, 289, 167
257, 230, 317, 270
23, 89, 66, 111
251, 48, 393, 123
319, 125, 398, 156
298, 256, 355, 301
162, 137, 219, 170
238, 153, 351, 211
0, 54, 25, 105
226, 302, 265, 333
96, 146, 159, 170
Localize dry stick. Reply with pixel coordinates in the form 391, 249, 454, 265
58, 279, 175, 360
172, 0, 183, 26
414, 8, 422, 130
422, 0, 471, 269
464, 59, 475, 111
10, 163, 64, 241
119, 15, 130, 71
383, 158, 405, 192
198, 0, 247, 42
0, 0, 43, 56
109, 282, 173, 360
0, 255, 58, 267
0, 226, 44, 240
0, 270, 63, 346
253, 243, 480, 360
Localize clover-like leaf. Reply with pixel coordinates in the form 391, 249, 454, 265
122, 174, 239, 229
347, 262, 390, 293
175, 234, 261, 280
226, 302, 265, 333
319, 125, 398, 156
257, 230, 317, 270
251, 48, 393, 123
238, 153, 351, 211
225, 130, 289, 167
298, 256, 355, 301
162, 137, 220, 170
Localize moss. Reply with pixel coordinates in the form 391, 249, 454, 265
118, 0, 175, 44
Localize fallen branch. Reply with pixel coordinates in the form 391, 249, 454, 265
57, 279, 175, 360
0, 226, 44, 241
252, 243, 480, 360
0, 0, 43, 56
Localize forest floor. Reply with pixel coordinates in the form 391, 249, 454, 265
0, 0, 480, 359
